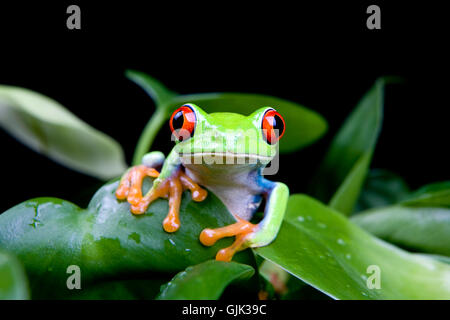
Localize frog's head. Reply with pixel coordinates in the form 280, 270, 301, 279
169, 103, 285, 167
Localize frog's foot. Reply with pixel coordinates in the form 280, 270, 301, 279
115, 166, 207, 233
199, 219, 257, 262
116, 165, 160, 202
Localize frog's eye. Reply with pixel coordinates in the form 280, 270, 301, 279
262, 109, 285, 144
170, 104, 196, 141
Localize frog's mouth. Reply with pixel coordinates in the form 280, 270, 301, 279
179, 152, 272, 165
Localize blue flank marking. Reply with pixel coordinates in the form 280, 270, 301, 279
255, 171, 276, 194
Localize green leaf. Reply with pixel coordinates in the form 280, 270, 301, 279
0, 250, 29, 300
127, 70, 328, 164
255, 194, 450, 299
310, 79, 384, 215
0, 85, 127, 180
125, 71, 177, 165
328, 152, 373, 215
402, 181, 450, 208
157, 260, 254, 300
354, 169, 410, 213
0, 180, 254, 299
126, 70, 176, 107
351, 206, 450, 256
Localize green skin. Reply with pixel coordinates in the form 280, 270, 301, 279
142, 104, 289, 249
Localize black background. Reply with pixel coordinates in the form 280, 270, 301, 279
0, 1, 448, 212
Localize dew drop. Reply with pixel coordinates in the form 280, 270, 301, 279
297, 216, 305, 222
337, 238, 346, 245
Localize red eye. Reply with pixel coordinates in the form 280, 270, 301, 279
262, 109, 285, 144
170, 104, 196, 141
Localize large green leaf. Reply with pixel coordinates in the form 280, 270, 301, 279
0, 180, 254, 299
157, 260, 254, 300
0, 86, 127, 180
127, 70, 328, 164
310, 79, 384, 215
255, 194, 450, 299
0, 250, 29, 300
354, 169, 410, 213
351, 206, 450, 256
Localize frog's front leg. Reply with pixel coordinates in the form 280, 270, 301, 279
200, 181, 289, 262
116, 150, 207, 232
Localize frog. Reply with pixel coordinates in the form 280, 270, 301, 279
116, 103, 289, 262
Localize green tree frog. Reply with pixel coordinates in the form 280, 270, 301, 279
116, 103, 289, 261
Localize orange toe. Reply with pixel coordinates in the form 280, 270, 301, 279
199, 228, 218, 246
192, 189, 208, 202
179, 174, 208, 202
163, 213, 180, 233
115, 184, 129, 200
215, 234, 249, 262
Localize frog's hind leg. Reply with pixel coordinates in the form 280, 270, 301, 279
200, 181, 289, 262
200, 219, 257, 262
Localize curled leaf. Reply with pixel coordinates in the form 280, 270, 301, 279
0, 86, 127, 179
